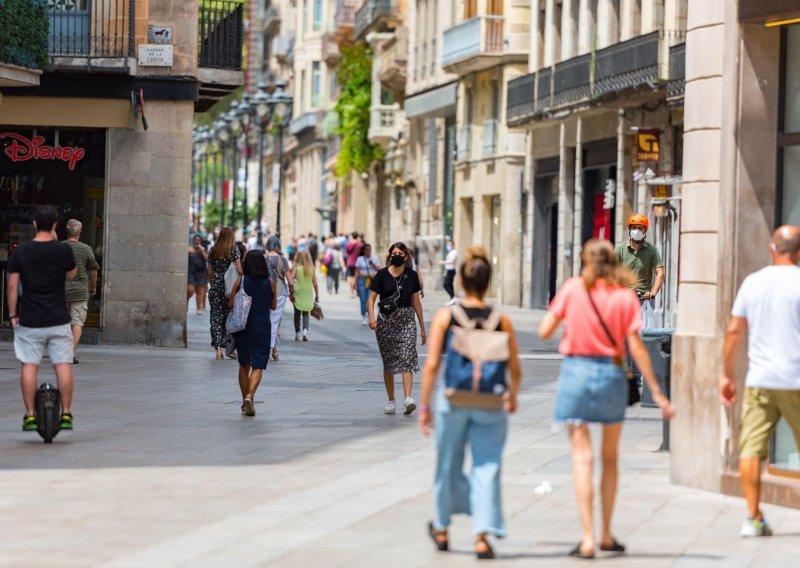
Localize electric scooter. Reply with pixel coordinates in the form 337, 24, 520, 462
35, 383, 61, 443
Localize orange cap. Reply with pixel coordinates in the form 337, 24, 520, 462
627, 214, 649, 230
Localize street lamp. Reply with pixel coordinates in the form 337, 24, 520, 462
236, 94, 252, 235
214, 118, 230, 228
225, 102, 241, 232
264, 80, 293, 238
253, 82, 271, 244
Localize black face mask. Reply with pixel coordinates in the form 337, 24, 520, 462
390, 255, 405, 267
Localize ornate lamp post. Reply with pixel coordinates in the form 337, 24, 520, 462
214, 118, 230, 227
252, 83, 271, 244
264, 81, 293, 238
225, 101, 242, 232
236, 94, 253, 234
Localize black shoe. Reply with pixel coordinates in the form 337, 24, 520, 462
73, 357, 79, 364
427, 522, 448, 552
600, 539, 626, 553
569, 543, 595, 559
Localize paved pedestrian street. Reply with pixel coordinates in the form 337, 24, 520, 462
0, 290, 798, 567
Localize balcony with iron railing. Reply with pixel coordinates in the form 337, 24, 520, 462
335, 0, 358, 33
322, 32, 340, 65
47, 0, 134, 68
506, 30, 686, 127
198, 0, 244, 70
264, 3, 281, 36
290, 111, 321, 137
376, 27, 407, 97
273, 32, 295, 64
442, 15, 527, 75
667, 42, 686, 101
354, 0, 401, 41
368, 104, 403, 146
197, 0, 245, 111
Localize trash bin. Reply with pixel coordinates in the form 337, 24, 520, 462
640, 328, 674, 451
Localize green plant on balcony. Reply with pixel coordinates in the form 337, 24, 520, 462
333, 44, 383, 177
0, 0, 48, 69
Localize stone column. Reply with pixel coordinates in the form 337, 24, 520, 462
103, 100, 194, 347
544, 0, 558, 66
557, 121, 575, 286
572, 117, 584, 276
578, 0, 595, 55
530, 0, 541, 72
616, 110, 629, 244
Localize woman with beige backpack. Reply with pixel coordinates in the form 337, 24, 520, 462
418, 245, 522, 560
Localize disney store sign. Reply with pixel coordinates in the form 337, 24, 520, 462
0, 132, 86, 171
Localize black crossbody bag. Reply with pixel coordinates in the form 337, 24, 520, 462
378, 271, 407, 318
585, 289, 641, 406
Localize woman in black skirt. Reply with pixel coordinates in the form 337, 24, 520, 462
367, 242, 427, 416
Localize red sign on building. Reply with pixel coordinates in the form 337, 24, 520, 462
0, 132, 86, 171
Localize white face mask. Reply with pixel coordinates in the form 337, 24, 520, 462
629, 229, 645, 242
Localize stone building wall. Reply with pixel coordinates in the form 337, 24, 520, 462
103, 100, 194, 346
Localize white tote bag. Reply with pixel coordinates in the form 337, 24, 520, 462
224, 262, 239, 298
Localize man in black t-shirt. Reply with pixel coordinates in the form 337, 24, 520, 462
6, 205, 78, 432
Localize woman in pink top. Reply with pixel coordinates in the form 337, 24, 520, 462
539, 239, 675, 559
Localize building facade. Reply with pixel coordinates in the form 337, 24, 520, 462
0, 0, 243, 346
508, 0, 687, 314
671, 0, 800, 507
447, 0, 530, 303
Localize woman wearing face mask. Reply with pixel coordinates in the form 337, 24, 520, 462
367, 242, 427, 415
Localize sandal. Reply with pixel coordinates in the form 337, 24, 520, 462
475, 533, 494, 560
427, 521, 448, 552
215, 353, 223, 360
568, 542, 595, 559
600, 539, 626, 553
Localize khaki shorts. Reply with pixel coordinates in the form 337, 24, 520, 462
739, 387, 800, 459
68, 300, 88, 327
13, 323, 74, 365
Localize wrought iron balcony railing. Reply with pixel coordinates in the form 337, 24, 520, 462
354, 0, 398, 40
506, 30, 686, 126
667, 42, 686, 100
199, 0, 245, 70
507, 72, 536, 125
553, 52, 591, 107
335, 0, 357, 29
442, 16, 503, 68
48, 0, 134, 59
594, 29, 684, 96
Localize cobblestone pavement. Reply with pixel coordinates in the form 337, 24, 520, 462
0, 286, 798, 567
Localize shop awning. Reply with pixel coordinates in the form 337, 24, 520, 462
739, 0, 800, 23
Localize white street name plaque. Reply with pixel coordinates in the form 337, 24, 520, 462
138, 44, 173, 67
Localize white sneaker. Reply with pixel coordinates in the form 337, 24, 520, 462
446, 298, 457, 306
384, 400, 396, 414
295, 332, 301, 341
362, 315, 368, 325
740, 517, 773, 537
404, 397, 417, 415
302, 329, 309, 342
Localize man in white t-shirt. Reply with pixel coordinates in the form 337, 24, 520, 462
440, 239, 458, 305
720, 225, 800, 538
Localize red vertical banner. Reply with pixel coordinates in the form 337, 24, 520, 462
223, 180, 232, 201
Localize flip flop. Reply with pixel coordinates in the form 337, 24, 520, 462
600, 539, 626, 553
569, 543, 595, 559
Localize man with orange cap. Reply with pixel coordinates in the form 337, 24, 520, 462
615, 214, 664, 303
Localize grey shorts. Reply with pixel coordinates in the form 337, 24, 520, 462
13, 323, 74, 365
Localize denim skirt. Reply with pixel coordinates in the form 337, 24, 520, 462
554, 356, 627, 424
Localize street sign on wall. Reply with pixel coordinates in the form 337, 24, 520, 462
138, 44, 173, 67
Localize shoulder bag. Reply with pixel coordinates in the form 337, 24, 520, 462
223, 261, 239, 298
226, 277, 255, 334
585, 288, 641, 406
378, 271, 407, 318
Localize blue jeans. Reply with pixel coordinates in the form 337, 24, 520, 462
433, 390, 507, 537
357, 277, 369, 317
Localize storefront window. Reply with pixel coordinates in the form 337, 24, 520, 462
0, 128, 106, 326
771, 24, 800, 474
